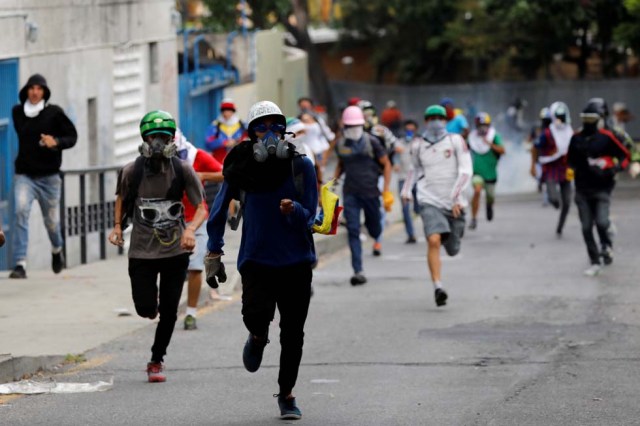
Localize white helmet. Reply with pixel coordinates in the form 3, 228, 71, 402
247, 101, 286, 134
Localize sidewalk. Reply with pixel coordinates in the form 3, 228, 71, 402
0, 208, 363, 383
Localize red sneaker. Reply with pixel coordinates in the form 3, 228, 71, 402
147, 362, 166, 383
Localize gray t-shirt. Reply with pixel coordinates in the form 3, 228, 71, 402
117, 159, 203, 259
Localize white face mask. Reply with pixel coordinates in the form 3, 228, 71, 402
24, 99, 45, 118
424, 119, 447, 142
343, 126, 364, 141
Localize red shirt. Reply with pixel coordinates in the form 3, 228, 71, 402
183, 149, 222, 222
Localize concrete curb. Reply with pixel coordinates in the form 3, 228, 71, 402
0, 355, 67, 384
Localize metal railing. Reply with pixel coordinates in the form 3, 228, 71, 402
60, 165, 122, 266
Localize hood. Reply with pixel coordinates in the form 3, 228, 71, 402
19, 74, 51, 105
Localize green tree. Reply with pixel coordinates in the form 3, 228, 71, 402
338, 0, 458, 84
203, 0, 335, 120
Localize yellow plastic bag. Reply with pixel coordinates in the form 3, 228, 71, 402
312, 180, 341, 235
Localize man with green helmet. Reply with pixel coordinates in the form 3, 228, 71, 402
401, 104, 473, 307
109, 110, 207, 383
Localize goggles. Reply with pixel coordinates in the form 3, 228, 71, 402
580, 113, 600, 124
138, 201, 184, 224
252, 123, 286, 134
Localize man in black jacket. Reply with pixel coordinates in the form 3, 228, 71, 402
10, 74, 77, 279
568, 100, 630, 277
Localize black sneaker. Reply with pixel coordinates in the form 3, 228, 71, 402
601, 246, 613, 265
9, 265, 27, 279
276, 394, 302, 420
405, 236, 417, 244
350, 273, 367, 286
242, 333, 269, 373
486, 204, 494, 221
434, 288, 448, 307
52, 252, 64, 274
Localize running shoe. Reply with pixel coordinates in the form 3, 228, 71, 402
9, 265, 26, 279
52, 252, 64, 274
434, 288, 448, 307
372, 242, 382, 256
601, 247, 614, 265
583, 264, 602, 277
350, 273, 367, 286
469, 218, 477, 230
486, 204, 494, 221
405, 236, 417, 244
147, 362, 166, 383
183, 314, 197, 330
276, 394, 302, 420
243, 333, 269, 373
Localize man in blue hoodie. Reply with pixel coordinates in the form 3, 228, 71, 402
205, 100, 318, 420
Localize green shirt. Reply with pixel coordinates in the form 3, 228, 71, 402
472, 134, 502, 182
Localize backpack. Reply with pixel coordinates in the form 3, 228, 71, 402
227, 155, 306, 231
119, 156, 186, 228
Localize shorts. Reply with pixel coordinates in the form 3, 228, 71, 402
419, 203, 465, 256
188, 222, 208, 271
472, 175, 496, 203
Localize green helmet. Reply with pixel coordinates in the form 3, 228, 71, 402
424, 105, 447, 119
139, 110, 177, 138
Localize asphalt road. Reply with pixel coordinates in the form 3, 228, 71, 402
2, 184, 640, 426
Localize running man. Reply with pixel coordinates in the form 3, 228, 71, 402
402, 105, 472, 307
467, 112, 505, 230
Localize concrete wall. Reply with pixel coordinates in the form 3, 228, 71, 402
220, 29, 309, 121
0, 0, 179, 270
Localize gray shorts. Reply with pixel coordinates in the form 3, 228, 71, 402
419, 203, 465, 256
188, 222, 208, 271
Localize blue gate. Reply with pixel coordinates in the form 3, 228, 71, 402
178, 33, 237, 150
0, 59, 19, 270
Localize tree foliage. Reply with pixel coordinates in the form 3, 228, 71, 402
202, 0, 640, 84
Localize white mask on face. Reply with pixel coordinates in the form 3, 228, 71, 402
343, 126, 364, 141
424, 119, 447, 142
24, 100, 45, 118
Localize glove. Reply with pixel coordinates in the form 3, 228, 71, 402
382, 190, 394, 212
204, 253, 227, 289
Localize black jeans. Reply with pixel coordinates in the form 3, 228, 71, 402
240, 261, 313, 395
128, 253, 189, 363
574, 190, 612, 265
547, 180, 572, 233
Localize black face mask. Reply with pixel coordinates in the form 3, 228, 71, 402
582, 122, 598, 135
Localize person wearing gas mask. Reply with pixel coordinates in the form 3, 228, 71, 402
109, 110, 207, 383
402, 105, 472, 307
568, 101, 631, 277
333, 106, 393, 286
205, 101, 317, 420
10, 73, 77, 279
532, 102, 574, 237
468, 112, 505, 231
173, 129, 226, 332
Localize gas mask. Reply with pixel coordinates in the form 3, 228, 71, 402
139, 135, 177, 159
424, 119, 447, 142
253, 130, 290, 162
343, 126, 364, 141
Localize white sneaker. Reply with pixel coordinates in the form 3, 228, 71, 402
584, 264, 602, 277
